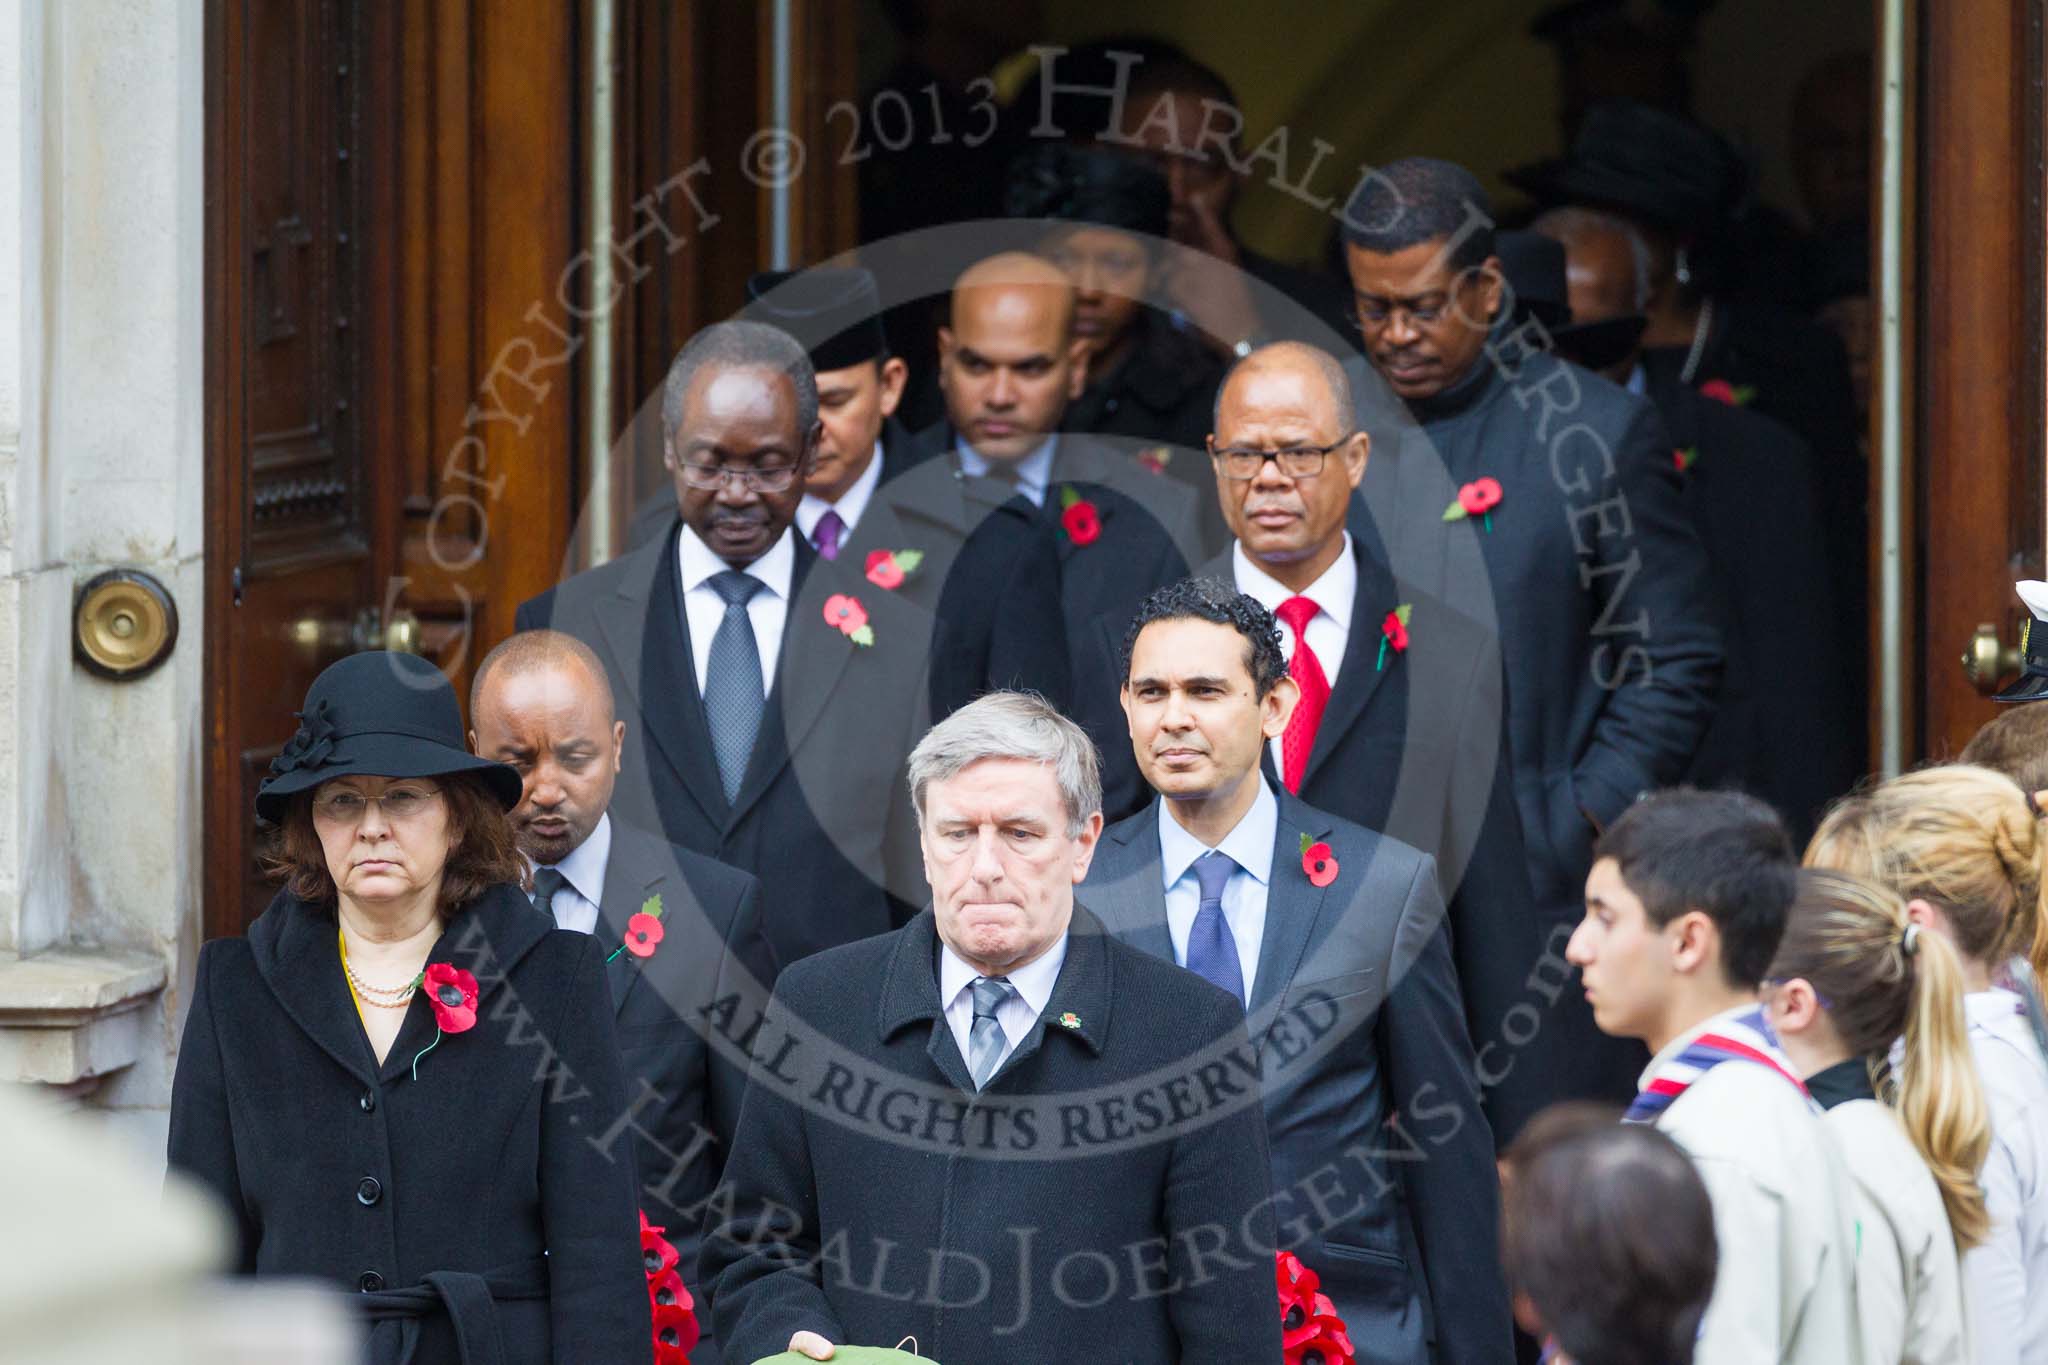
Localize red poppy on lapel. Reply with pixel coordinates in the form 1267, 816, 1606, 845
622, 913, 665, 958
1137, 445, 1171, 474
1299, 833, 1339, 888
1376, 603, 1412, 671
1673, 446, 1698, 472
1442, 477, 1502, 531
1698, 377, 1756, 406
422, 963, 478, 1034
863, 547, 924, 590
823, 593, 875, 646
1058, 485, 1102, 545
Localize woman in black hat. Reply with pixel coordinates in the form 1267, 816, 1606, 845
167, 651, 653, 1364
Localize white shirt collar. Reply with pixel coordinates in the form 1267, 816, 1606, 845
1156, 778, 1279, 892
535, 811, 612, 910
938, 929, 1070, 1019
1232, 532, 1357, 623
955, 433, 1059, 498
678, 522, 797, 599
795, 441, 885, 540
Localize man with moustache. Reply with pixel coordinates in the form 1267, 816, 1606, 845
1341, 158, 1722, 1105
1525, 211, 1852, 840
468, 628, 774, 1365
1083, 579, 1512, 1364
914, 251, 1203, 818
1190, 341, 1548, 1144
700, 692, 1281, 1364
518, 320, 934, 970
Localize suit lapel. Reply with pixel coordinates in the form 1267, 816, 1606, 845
598, 528, 727, 828
1090, 807, 1176, 964
594, 829, 659, 1017
726, 541, 856, 826
1301, 537, 1400, 785
373, 887, 555, 1085
1247, 795, 1335, 1032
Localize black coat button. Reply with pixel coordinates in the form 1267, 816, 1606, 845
359, 1091, 376, 1113
356, 1176, 382, 1206
358, 1270, 383, 1292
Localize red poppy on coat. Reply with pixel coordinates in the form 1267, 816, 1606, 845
1699, 378, 1739, 404
1302, 841, 1339, 888
864, 549, 905, 590
1457, 477, 1503, 515
1380, 611, 1409, 654
823, 593, 869, 635
1061, 500, 1102, 546
623, 912, 665, 959
422, 963, 478, 1034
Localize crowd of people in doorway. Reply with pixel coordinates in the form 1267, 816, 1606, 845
159, 34, 2048, 1365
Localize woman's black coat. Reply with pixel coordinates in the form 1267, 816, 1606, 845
167, 883, 653, 1364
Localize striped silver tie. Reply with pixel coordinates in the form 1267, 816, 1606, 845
967, 976, 1016, 1090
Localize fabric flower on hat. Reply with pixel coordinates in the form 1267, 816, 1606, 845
1059, 485, 1102, 546
864, 548, 924, 590
823, 593, 875, 647
267, 698, 339, 778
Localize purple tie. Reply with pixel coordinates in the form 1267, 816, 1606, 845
813, 509, 846, 560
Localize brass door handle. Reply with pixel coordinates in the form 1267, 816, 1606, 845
288, 606, 424, 656
1962, 621, 2022, 694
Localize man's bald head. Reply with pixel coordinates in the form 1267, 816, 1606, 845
469, 630, 625, 866
1214, 341, 1352, 434
940, 251, 1090, 463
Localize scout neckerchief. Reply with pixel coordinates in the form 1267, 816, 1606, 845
1624, 1006, 1810, 1124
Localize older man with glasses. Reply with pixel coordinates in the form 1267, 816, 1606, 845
519, 320, 936, 972
1195, 340, 1551, 1146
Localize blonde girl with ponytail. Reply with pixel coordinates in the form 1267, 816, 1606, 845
1764, 869, 1986, 1364
1807, 764, 2048, 1365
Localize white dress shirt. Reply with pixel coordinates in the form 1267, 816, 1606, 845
527, 812, 611, 936
676, 524, 794, 695
1646, 1006, 1865, 1365
1232, 535, 1357, 774
938, 933, 1068, 1082
955, 434, 1057, 508
796, 441, 885, 545
1157, 779, 1276, 1000
1962, 987, 2048, 1365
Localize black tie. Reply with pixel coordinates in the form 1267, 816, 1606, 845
531, 866, 567, 924
703, 571, 765, 802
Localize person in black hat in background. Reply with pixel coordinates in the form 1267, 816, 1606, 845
1342, 157, 1723, 1108
1007, 141, 1229, 550
1525, 212, 1855, 841
168, 650, 652, 1365
636, 267, 1072, 721
1506, 99, 1868, 751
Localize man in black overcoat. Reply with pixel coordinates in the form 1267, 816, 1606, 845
518, 321, 935, 971
1179, 341, 1546, 1142
1341, 159, 1723, 1105
1528, 210, 1855, 840
700, 692, 1281, 1363
1083, 580, 1513, 1363
468, 629, 777, 1365
909, 251, 1205, 820
628, 268, 1072, 722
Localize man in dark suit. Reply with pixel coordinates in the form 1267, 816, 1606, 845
913, 250, 1205, 817
700, 692, 1281, 1363
1341, 159, 1723, 1104
517, 320, 934, 970
1191, 340, 1549, 1142
1529, 208, 1855, 841
635, 267, 1073, 721
467, 628, 775, 1365
1083, 579, 1512, 1363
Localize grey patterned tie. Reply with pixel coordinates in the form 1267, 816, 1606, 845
702, 570, 765, 802
531, 866, 567, 925
967, 975, 1016, 1090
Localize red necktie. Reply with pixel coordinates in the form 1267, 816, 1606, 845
1276, 596, 1330, 793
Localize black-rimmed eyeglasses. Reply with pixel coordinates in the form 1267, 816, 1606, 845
1207, 437, 1353, 481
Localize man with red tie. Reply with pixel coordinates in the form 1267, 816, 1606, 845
1195, 341, 1549, 1142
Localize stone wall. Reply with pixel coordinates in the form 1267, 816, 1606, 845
0, 0, 207, 1167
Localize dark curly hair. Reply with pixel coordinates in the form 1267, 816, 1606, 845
265, 771, 527, 913
1341, 155, 1496, 271
1005, 142, 1171, 241
1120, 577, 1288, 698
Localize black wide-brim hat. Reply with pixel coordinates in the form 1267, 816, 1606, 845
254, 651, 522, 823
1504, 98, 1748, 232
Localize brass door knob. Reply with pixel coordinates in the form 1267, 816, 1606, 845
288, 607, 424, 656
74, 570, 179, 679
1962, 621, 2023, 694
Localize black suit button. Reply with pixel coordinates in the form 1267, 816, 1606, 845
358, 1270, 384, 1292
359, 1091, 376, 1113
356, 1176, 382, 1206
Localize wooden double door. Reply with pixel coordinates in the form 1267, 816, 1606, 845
202, 0, 856, 937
